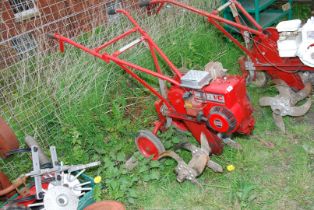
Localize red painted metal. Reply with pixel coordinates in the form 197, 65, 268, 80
136, 136, 160, 159
146, 0, 314, 91
0, 117, 19, 159
84, 201, 126, 210
50, 9, 254, 158
0, 172, 15, 198
184, 121, 224, 155
2, 182, 49, 207
13, 183, 49, 207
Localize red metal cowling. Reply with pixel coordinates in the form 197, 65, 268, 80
203, 76, 255, 135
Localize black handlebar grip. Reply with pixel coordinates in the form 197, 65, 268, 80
108, 9, 117, 15
139, 0, 151, 7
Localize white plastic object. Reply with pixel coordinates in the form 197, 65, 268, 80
297, 17, 314, 67
277, 34, 302, 57
276, 19, 302, 57
276, 19, 302, 32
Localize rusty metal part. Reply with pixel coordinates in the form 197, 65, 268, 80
218, 134, 242, 150
0, 118, 19, 158
299, 72, 314, 86
159, 133, 223, 185
0, 175, 28, 197
84, 201, 126, 210
0, 172, 15, 198
272, 112, 286, 133
259, 79, 312, 132
204, 61, 227, 79
207, 160, 223, 173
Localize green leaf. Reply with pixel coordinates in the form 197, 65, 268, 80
128, 197, 135, 204
139, 165, 149, 173
150, 170, 160, 180
109, 181, 119, 190
121, 169, 128, 175
150, 161, 160, 168
165, 159, 174, 166
164, 141, 172, 149
116, 152, 126, 162
131, 176, 139, 182
128, 189, 138, 198
143, 174, 151, 182
95, 147, 106, 155
172, 137, 180, 144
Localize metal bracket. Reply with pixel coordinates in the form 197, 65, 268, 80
31, 146, 44, 200
244, 59, 256, 83
230, 3, 239, 18
50, 146, 61, 186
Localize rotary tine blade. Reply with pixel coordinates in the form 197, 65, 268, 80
272, 112, 286, 133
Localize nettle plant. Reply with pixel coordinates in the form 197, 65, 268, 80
93, 127, 187, 204
61, 115, 189, 204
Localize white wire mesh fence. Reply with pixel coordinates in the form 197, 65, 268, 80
0, 0, 219, 176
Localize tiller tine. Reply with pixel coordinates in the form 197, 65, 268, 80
222, 137, 242, 150
259, 96, 276, 107
207, 160, 223, 173
260, 80, 312, 132
273, 79, 292, 97
200, 132, 211, 155
273, 80, 312, 105
290, 83, 312, 105
201, 133, 223, 172
286, 98, 312, 117
158, 150, 185, 164
272, 112, 286, 133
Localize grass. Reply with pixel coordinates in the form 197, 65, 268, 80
1, 2, 314, 210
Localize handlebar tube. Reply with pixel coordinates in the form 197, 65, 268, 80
144, 0, 265, 37
48, 9, 184, 109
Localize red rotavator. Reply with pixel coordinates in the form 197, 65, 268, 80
49, 9, 255, 159
140, 0, 313, 132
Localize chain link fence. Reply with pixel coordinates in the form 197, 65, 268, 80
0, 0, 219, 177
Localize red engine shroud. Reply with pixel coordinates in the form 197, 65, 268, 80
156, 74, 254, 154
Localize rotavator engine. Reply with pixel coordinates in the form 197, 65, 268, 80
160, 63, 255, 137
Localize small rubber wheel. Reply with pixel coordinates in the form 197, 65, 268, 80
0, 117, 19, 159
135, 130, 165, 160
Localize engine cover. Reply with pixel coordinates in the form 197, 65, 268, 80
277, 17, 314, 67
297, 17, 314, 67
167, 74, 255, 135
